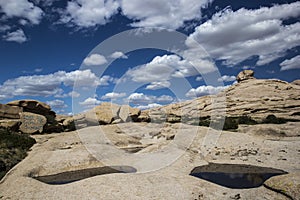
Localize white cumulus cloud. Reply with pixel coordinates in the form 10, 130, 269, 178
79, 97, 101, 108
146, 81, 171, 90
121, 0, 212, 29
46, 99, 67, 109
186, 2, 300, 66
101, 92, 126, 100
217, 75, 236, 82
3, 29, 27, 43
60, 0, 119, 28
110, 51, 128, 59
0, 69, 112, 100
126, 54, 215, 88
128, 93, 173, 106
0, 0, 44, 25
280, 55, 300, 71
83, 54, 107, 66
186, 85, 228, 98
137, 103, 162, 110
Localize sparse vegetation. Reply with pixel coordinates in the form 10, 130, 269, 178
262, 115, 287, 124
0, 128, 36, 179
183, 115, 291, 131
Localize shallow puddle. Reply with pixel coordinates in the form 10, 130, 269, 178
190, 163, 287, 189
31, 165, 136, 185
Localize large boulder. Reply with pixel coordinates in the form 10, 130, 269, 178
0, 104, 22, 119
137, 111, 151, 122
90, 102, 120, 125
119, 105, 141, 122
236, 70, 255, 83
19, 112, 47, 134
7, 100, 56, 122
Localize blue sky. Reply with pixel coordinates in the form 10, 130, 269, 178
0, 0, 299, 115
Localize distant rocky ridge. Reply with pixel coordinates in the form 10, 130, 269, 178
1, 70, 299, 134
149, 70, 300, 129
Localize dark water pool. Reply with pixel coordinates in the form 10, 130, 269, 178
190, 163, 287, 189
31, 165, 136, 185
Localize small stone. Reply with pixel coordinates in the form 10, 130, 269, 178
230, 194, 241, 199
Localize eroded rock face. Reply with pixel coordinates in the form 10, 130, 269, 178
7, 100, 51, 115
0, 104, 23, 119
119, 105, 141, 122
92, 102, 121, 125
236, 70, 255, 83
149, 75, 300, 126
19, 112, 47, 134
137, 111, 151, 122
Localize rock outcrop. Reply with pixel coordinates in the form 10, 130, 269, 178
119, 105, 141, 122
0, 100, 61, 134
149, 71, 300, 128
65, 103, 144, 130
0, 104, 22, 119
7, 100, 55, 118
92, 102, 121, 124
19, 112, 47, 134
236, 70, 255, 82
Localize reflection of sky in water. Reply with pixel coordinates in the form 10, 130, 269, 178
191, 172, 285, 188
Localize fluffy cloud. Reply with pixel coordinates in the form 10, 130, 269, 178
196, 76, 203, 81
137, 103, 162, 110
217, 75, 236, 82
186, 2, 300, 66
59, 0, 213, 29
0, 69, 112, 100
99, 75, 116, 86
126, 54, 215, 90
83, 54, 107, 66
79, 97, 101, 108
185, 85, 228, 98
68, 91, 80, 98
156, 95, 174, 103
60, 0, 119, 28
110, 51, 128, 59
146, 81, 171, 90
0, 25, 11, 32
0, 0, 44, 25
121, 0, 212, 29
127, 55, 176, 83
128, 93, 153, 104
128, 93, 173, 105
2, 29, 27, 43
280, 55, 300, 71
101, 92, 126, 100
46, 99, 67, 109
